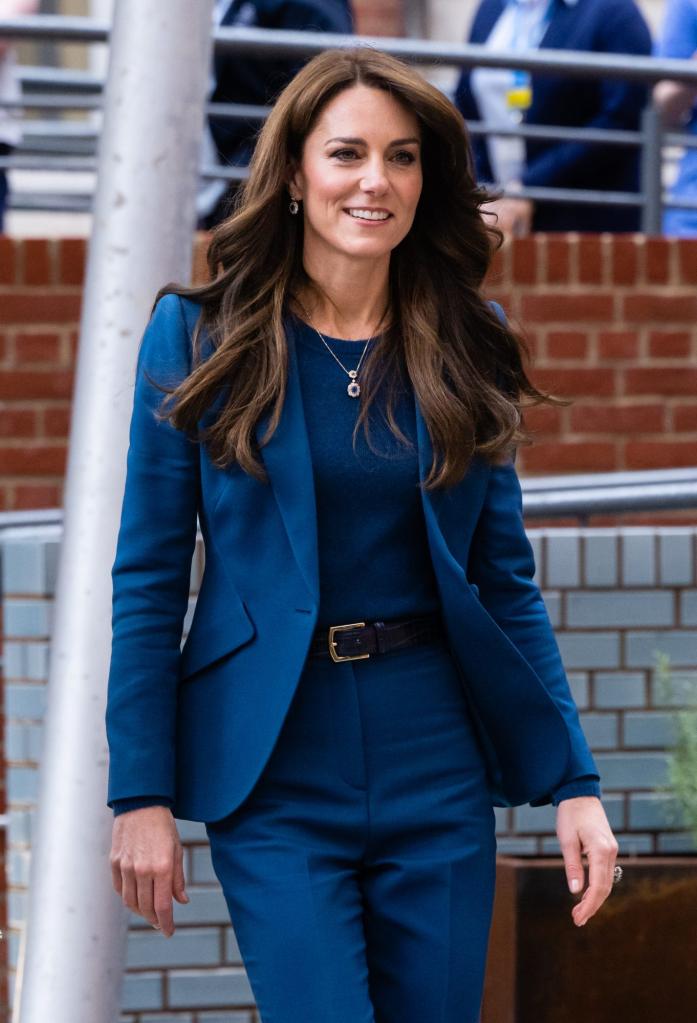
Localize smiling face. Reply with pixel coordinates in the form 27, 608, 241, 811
288, 83, 423, 266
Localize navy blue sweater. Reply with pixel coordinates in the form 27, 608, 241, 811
112, 316, 599, 815
292, 315, 442, 627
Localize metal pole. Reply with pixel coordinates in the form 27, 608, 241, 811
640, 102, 664, 235
14, 3, 215, 1021
3, 15, 697, 86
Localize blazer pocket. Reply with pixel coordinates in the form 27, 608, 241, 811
179, 596, 256, 681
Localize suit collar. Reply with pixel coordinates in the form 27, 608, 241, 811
536, 0, 579, 50
253, 315, 320, 600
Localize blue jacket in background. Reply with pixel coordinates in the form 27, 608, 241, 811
454, 0, 653, 232
655, 0, 697, 236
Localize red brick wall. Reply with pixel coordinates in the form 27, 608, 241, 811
1, 234, 696, 515
484, 235, 697, 478
0, 236, 82, 510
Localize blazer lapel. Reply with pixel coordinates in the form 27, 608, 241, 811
253, 315, 320, 602
473, 0, 506, 43
538, 0, 577, 51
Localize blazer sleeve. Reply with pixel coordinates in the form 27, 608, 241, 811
476, 301, 601, 807
105, 293, 200, 808
467, 452, 602, 805
111, 795, 175, 817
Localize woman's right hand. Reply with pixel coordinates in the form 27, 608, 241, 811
110, 806, 189, 937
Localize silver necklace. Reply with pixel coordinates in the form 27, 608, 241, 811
303, 314, 382, 398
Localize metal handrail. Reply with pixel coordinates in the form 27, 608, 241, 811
17, 64, 102, 91
521, 468, 697, 519
2, 16, 697, 226
6, 102, 696, 149
523, 481, 697, 519
1, 17, 697, 85
0, 508, 63, 530
522, 467, 697, 491
1, 469, 696, 529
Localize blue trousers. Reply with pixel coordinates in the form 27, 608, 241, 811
205, 634, 497, 1023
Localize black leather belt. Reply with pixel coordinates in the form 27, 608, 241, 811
309, 612, 446, 662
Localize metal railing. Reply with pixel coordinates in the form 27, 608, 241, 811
2, 15, 697, 229
1, 468, 696, 532
520, 467, 697, 523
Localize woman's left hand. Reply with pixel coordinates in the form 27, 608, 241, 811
556, 796, 619, 927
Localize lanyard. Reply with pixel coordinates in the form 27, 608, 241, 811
506, 0, 557, 113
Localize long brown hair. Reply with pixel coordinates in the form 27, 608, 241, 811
154, 45, 559, 491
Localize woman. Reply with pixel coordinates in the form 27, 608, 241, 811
454, 0, 652, 235
107, 46, 618, 1023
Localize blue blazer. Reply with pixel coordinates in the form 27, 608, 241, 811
105, 294, 599, 822
454, 0, 652, 232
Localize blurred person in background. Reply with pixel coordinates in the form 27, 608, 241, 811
653, 0, 697, 237
0, 0, 39, 233
198, 0, 354, 229
454, 0, 652, 237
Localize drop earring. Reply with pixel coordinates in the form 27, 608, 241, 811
289, 197, 300, 215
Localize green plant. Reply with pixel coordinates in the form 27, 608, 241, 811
653, 650, 697, 846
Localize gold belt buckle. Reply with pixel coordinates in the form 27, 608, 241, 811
328, 621, 371, 663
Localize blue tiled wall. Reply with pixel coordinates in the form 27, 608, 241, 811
2, 523, 696, 1021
